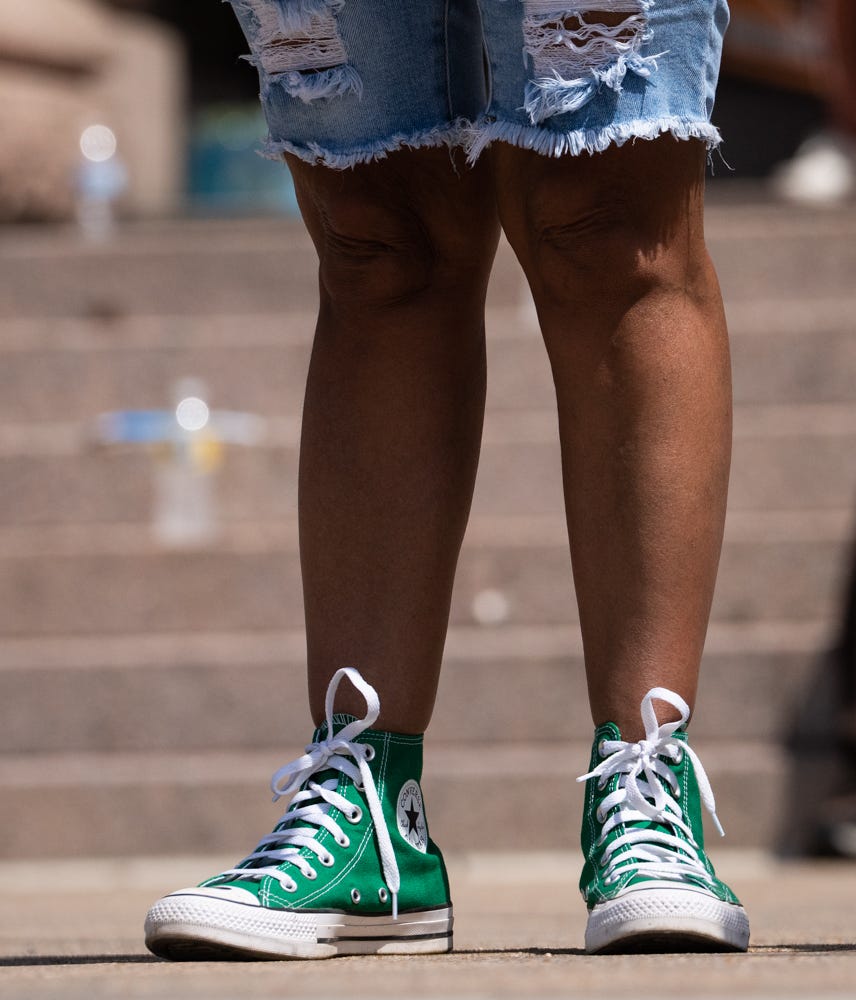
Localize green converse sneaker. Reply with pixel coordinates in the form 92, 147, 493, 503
577, 687, 750, 954
145, 668, 452, 959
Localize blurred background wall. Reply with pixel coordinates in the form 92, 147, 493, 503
0, 0, 184, 220
0, 0, 854, 861
0, 0, 298, 221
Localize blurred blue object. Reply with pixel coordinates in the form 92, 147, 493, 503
189, 104, 299, 215
96, 410, 176, 444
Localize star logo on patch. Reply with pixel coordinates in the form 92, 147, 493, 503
396, 779, 427, 853
404, 799, 421, 835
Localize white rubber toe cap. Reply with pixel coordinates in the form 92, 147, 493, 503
162, 885, 261, 906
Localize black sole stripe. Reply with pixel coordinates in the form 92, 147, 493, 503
317, 932, 452, 944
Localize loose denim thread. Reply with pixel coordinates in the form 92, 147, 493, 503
227, 0, 347, 37
522, 1, 663, 124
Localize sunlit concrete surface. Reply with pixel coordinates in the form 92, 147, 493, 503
1, 851, 854, 999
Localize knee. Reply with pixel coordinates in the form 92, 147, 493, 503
523, 193, 678, 310
541, 198, 635, 275
315, 196, 438, 310
496, 139, 710, 313
289, 151, 499, 314
303, 181, 496, 314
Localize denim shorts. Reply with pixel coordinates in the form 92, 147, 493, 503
228, 0, 729, 169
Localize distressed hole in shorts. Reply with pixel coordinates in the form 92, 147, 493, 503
521, 1, 660, 123
256, 13, 348, 75
230, 0, 362, 102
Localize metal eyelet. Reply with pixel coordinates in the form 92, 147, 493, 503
675, 785, 682, 798
304, 867, 318, 881
378, 887, 388, 903
596, 806, 606, 823
336, 833, 350, 848
320, 853, 335, 867
355, 782, 365, 793
284, 881, 297, 893
363, 745, 376, 762
673, 748, 684, 764
347, 806, 363, 824
350, 888, 361, 904
598, 740, 608, 758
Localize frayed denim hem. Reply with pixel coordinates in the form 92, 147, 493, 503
464, 115, 723, 164
261, 121, 467, 169
260, 116, 722, 170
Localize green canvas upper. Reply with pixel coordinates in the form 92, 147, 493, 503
202, 714, 451, 915
579, 721, 742, 910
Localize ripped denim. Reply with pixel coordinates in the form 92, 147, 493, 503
227, 0, 730, 169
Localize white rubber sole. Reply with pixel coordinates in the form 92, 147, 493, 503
585, 883, 750, 954
145, 891, 453, 960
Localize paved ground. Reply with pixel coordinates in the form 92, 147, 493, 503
1, 851, 854, 999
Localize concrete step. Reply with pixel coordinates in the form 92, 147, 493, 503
706, 205, 856, 303
469, 423, 856, 515
3, 205, 856, 316
0, 317, 313, 424
0, 517, 848, 635
0, 221, 317, 320
726, 303, 856, 405
0, 739, 786, 858
0, 621, 829, 755
0, 409, 854, 525
0, 219, 526, 319
487, 310, 856, 409
1, 299, 854, 423
0, 449, 297, 525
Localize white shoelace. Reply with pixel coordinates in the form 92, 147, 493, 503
218, 667, 401, 918
576, 687, 724, 887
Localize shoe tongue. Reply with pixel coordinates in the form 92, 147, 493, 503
313, 712, 361, 742
615, 728, 690, 844
299, 713, 378, 804
598, 722, 689, 743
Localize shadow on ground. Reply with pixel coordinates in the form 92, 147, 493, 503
3, 943, 856, 967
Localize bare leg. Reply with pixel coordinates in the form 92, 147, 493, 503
289, 148, 500, 733
493, 137, 731, 740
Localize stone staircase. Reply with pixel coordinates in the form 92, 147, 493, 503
1, 189, 855, 858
